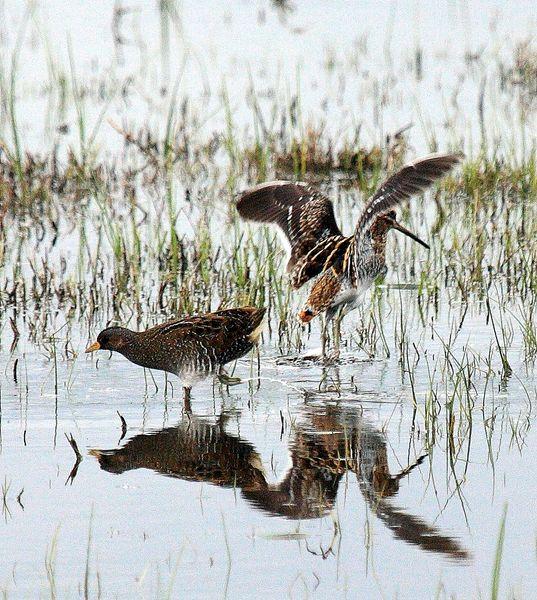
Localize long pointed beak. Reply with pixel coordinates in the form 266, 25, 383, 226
387, 218, 430, 249
85, 341, 101, 353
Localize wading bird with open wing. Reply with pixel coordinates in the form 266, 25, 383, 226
237, 153, 462, 354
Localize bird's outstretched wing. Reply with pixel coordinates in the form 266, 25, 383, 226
237, 181, 343, 275
354, 153, 463, 249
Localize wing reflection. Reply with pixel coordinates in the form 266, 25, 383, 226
91, 405, 469, 560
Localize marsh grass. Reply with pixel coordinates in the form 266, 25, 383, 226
491, 504, 508, 600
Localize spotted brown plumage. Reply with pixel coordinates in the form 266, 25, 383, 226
237, 153, 462, 323
302, 267, 342, 316
85, 307, 266, 399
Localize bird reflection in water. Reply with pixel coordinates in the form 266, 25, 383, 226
91, 404, 469, 561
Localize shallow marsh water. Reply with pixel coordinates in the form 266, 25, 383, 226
0, 1, 537, 599
1, 303, 536, 598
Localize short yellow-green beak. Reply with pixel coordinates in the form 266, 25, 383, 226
85, 341, 101, 353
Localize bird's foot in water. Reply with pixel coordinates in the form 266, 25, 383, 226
301, 347, 341, 363
275, 345, 343, 365
276, 348, 324, 364
217, 371, 242, 386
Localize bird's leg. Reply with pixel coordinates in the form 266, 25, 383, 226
332, 307, 344, 359
321, 314, 330, 362
217, 366, 242, 386
318, 365, 329, 392
183, 386, 192, 414
320, 316, 326, 361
